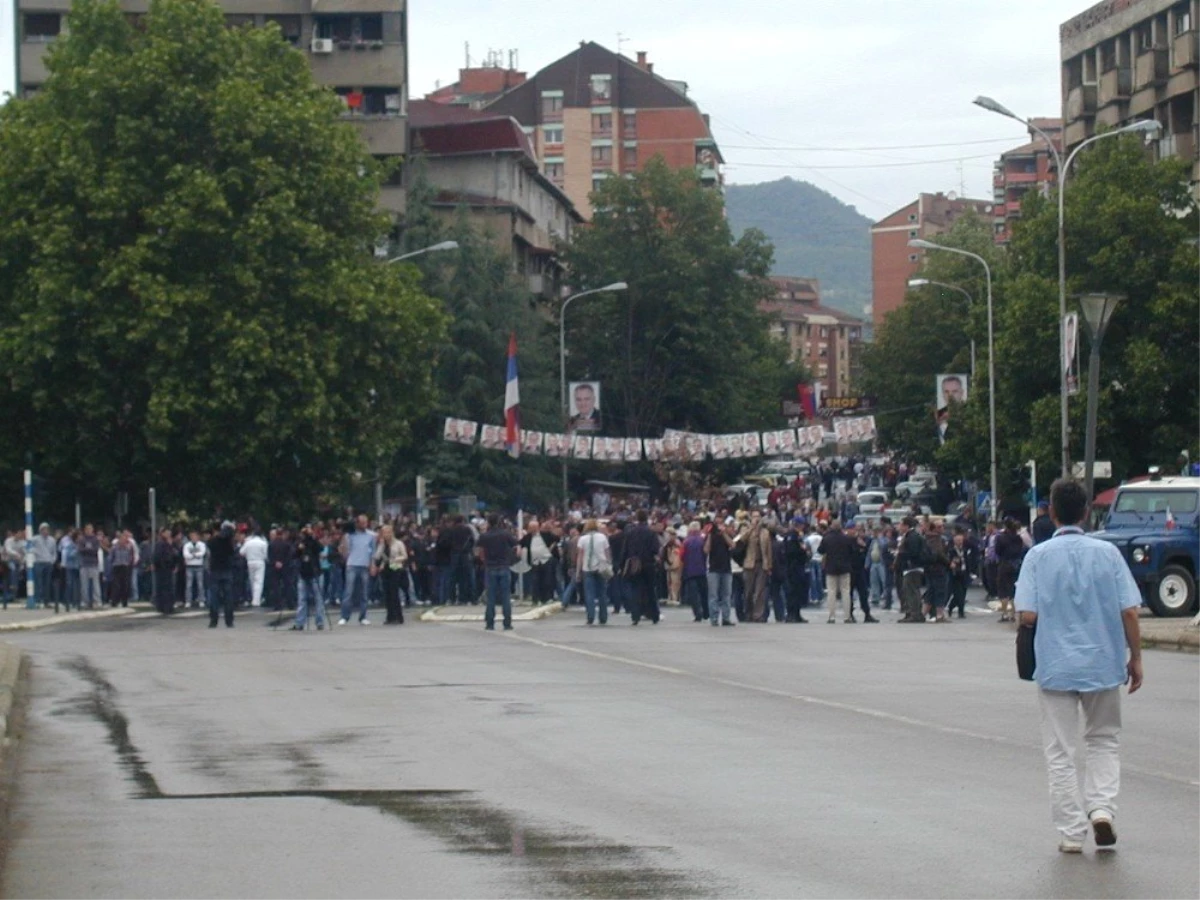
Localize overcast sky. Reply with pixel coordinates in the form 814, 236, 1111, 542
2, 0, 1092, 220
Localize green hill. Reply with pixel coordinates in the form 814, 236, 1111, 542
725, 177, 872, 320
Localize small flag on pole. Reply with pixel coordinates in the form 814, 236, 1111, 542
1165, 506, 1176, 530
504, 333, 520, 458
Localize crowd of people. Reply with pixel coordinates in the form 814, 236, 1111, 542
1, 454, 1058, 634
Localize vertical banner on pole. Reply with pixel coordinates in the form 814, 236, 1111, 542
24, 471, 35, 608
1063, 312, 1080, 397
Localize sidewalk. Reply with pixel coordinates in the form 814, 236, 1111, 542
1138, 611, 1199, 653
0, 603, 137, 632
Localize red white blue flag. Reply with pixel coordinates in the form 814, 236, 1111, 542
504, 333, 520, 458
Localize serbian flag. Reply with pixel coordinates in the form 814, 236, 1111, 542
1165, 506, 1176, 530
797, 383, 816, 420
504, 332, 520, 458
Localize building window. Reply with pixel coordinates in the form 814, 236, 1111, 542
315, 15, 353, 41
819, 327, 828, 338
541, 93, 564, 121
1176, 5, 1192, 34
592, 113, 613, 136
357, 14, 383, 41
908, 229, 918, 238
622, 112, 637, 136
374, 155, 403, 186
545, 162, 564, 181
622, 145, 638, 169
907, 213, 917, 223
591, 145, 613, 165
542, 126, 563, 145
264, 14, 301, 44
224, 14, 255, 29
590, 74, 612, 104
23, 12, 61, 41
908, 253, 919, 263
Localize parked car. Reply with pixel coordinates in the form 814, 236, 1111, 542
1092, 473, 1199, 617
856, 490, 892, 518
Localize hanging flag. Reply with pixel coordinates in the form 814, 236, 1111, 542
504, 333, 520, 458
1165, 506, 1176, 531
798, 383, 816, 420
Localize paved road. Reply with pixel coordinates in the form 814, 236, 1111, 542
1, 603, 1196, 899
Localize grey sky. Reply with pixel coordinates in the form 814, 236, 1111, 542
2, 0, 1091, 220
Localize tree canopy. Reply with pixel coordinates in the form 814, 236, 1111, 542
862, 135, 1198, 509
0, 0, 446, 521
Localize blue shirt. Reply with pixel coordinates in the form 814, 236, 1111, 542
346, 530, 376, 568
1014, 527, 1141, 692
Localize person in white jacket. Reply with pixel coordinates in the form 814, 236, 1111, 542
182, 530, 208, 608
239, 527, 269, 606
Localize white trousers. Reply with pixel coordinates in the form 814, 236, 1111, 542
248, 560, 266, 606
1038, 687, 1121, 842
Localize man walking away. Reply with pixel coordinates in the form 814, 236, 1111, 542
704, 519, 735, 627
894, 517, 927, 624
818, 520, 855, 623
681, 522, 708, 622
206, 522, 237, 626
476, 514, 517, 630
924, 522, 951, 623
1031, 501, 1055, 545
623, 510, 661, 625
741, 511, 772, 622
183, 530, 208, 608
294, 524, 327, 630
108, 530, 138, 608
31, 524, 57, 609
76, 524, 104, 609
1015, 478, 1142, 853
782, 518, 810, 623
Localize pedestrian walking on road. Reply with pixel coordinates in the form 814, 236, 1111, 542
476, 514, 517, 631
894, 517, 927, 624
817, 520, 854, 623
1014, 478, 1142, 854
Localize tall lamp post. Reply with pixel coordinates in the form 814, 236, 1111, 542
559, 282, 628, 511
1079, 293, 1122, 503
388, 240, 459, 263
909, 239, 997, 522
907, 278, 976, 377
973, 95, 1159, 479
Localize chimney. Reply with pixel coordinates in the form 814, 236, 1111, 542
636, 50, 648, 70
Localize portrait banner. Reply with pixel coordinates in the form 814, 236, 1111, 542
777, 429, 798, 456
444, 417, 478, 445
740, 432, 762, 457
571, 434, 594, 460
520, 430, 544, 456
623, 438, 643, 462
479, 424, 505, 451
568, 381, 602, 432
543, 433, 571, 458
643, 439, 664, 461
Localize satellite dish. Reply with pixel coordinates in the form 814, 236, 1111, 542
946, 190, 958, 201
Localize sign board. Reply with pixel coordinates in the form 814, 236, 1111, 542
820, 395, 876, 413
1072, 461, 1112, 479
781, 400, 804, 417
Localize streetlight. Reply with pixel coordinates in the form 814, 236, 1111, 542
909, 239, 997, 522
1078, 292, 1122, 503
387, 240, 459, 263
559, 282, 629, 511
907, 278, 976, 377
974, 95, 1159, 479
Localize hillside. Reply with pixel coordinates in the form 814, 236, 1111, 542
725, 178, 872, 319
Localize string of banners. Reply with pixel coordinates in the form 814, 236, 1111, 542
443, 417, 877, 461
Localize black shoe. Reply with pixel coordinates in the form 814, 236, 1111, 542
503, 624, 513, 631
721, 620, 736, 627
485, 624, 494, 630
631, 620, 640, 626
208, 622, 218, 628
864, 615, 880, 623
957, 612, 965, 619
847, 614, 857, 623
797, 616, 809, 623
292, 625, 304, 631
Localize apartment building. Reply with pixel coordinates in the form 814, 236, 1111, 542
762, 276, 864, 397
16, 0, 409, 213
476, 42, 723, 219
409, 100, 582, 301
1061, 0, 1199, 200
992, 118, 1062, 244
425, 57, 527, 109
869, 192, 993, 330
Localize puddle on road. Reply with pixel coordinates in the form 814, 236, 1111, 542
54, 655, 720, 899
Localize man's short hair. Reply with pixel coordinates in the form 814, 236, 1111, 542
1050, 478, 1088, 526
635, 510, 648, 523
486, 513, 499, 529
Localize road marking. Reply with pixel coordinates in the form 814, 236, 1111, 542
477, 625, 1199, 788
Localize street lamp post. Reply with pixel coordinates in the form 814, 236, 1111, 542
973, 96, 1159, 479
909, 239, 997, 522
387, 240, 460, 263
1079, 293, 1122, 503
907, 278, 976, 377
559, 282, 628, 511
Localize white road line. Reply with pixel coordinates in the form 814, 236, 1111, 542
479, 625, 1199, 788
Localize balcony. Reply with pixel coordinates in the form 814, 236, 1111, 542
1174, 29, 1198, 69
1004, 170, 1039, 184
347, 115, 407, 155
1064, 119, 1091, 147
1134, 48, 1168, 88
1097, 67, 1131, 106
308, 42, 405, 87
1159, 130, 1197, 163
1065, 84, 1097, 120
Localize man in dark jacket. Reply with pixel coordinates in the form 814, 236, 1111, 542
781, 519, 810, 623
268, 528, 295, 612
847, 523, 879, 623
1031, 501, 1055, 545
894, 517, 928, 623
152, 528, 179, 616
622, 510, 661, 625
818, 520, 856, 623
207, 521, 238, 628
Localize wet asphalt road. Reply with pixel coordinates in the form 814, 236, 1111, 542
0, 603, 1196, 899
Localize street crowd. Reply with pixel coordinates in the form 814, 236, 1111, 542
1, 456, 1056, 632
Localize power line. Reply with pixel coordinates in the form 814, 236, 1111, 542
725, 152, 999, 171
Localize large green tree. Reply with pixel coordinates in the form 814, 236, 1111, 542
562, 158, 803, 440
0, 0, 445, 521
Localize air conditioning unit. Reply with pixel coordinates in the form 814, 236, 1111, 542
310, 38, 334, 54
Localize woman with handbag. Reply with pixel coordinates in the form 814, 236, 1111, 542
371, 525, 407, 625
575, 519, 612, 625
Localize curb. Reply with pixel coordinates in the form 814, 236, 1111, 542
1142, 631, 1200, 654
0, 607, 136, 633
420, 601, 566, 623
